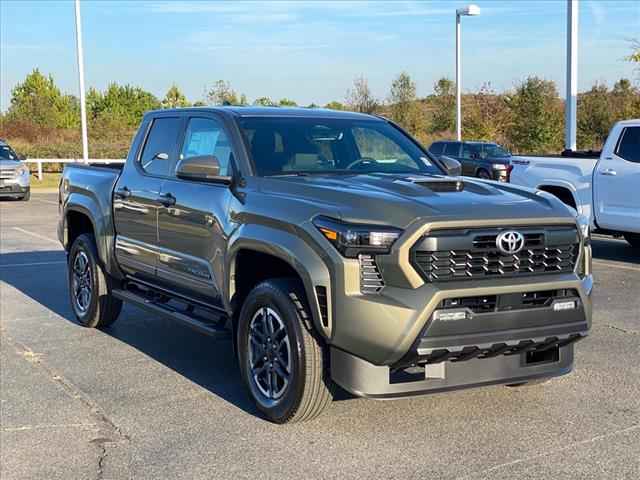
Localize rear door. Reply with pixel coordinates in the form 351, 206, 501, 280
594, 125, 640, 233
156, 114, 235, 305
113, 116, 182, 280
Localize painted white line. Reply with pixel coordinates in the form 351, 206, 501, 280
0, 261, 66, 268
12, 227, 60, 246
593, 259, 640, 273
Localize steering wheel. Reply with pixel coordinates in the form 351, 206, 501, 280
345, 157, 379, 170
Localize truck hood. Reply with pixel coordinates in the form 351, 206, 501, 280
263, 173, 572, 228
0, 160, 21, 169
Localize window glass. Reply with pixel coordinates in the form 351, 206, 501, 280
444, 142, 460, 156
180, 117, 233, 175
139, 117, 181, 176
462, 143, 481, 159
0, 145, 17, 160
616, 127, 640, 163
483, 144, 510, 158
239, 117, 442, 176
429, 142, 444, 155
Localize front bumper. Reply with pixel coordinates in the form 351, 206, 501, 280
0, 182, 29, 197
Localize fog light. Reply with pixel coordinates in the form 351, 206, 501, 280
433, 309, 469, 322
553, 300, 576, 312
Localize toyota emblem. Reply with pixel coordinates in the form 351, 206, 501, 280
496, 230, 525, 255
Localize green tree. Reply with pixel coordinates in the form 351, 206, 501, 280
162, 84, 190, 108
325, 101, 345, 110
577, 83, 612, 150
346, 76, 378, 114
611, 78, 640, 120
8, 69, 78, 128
388, 72, 423, 135
207, 80, 247, 105
463, 83, 509, 143
503, 77, 563, 153
253, 96, 275, 106
429, 77, 456, 133
278, 98, 297, 106
88, 83, 160, 128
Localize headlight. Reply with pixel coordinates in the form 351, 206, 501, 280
576, 214, 590, 244
491, 164, 508, 170
313, 216, 402, 258
16, 165, 29, 177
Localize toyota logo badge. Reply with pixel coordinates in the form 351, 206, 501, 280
496, 230, 525, 255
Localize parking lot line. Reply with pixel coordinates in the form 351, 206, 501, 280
0, 261, 66, 268
593, 259, 640, 273
11, 227, 60, 246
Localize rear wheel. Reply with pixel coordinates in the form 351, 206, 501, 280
68, 233, 122, 328
624, 233, 640, 249
237, 278, 333, 423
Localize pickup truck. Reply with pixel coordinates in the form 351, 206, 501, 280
510, 119, 640, 248
58, 107, 592, 423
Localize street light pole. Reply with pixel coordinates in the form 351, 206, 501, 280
455, 5, 480, 142
565, 0, 578, 152
74, 0, 89, 163
456, 14, 462, 141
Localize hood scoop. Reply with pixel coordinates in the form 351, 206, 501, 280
401, 177, 465, 193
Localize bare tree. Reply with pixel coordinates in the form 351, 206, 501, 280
345, 76, 378, 114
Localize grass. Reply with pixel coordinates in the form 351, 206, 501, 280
30, 173, 62, 189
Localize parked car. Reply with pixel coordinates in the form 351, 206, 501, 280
59, 107, 592, 423
510, 119, 640, 248
0, 139, 30, 201
428, 140, 513, 182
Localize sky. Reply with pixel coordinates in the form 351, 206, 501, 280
1, 0, 639, 110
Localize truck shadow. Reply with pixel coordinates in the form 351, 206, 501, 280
0, 250, 261, 417
591, 236, 640, 265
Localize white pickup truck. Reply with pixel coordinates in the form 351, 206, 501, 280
510, 119, 640, 248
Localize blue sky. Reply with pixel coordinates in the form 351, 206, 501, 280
1, 0, 639, 110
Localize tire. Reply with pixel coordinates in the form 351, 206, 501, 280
624, 233, 640, 249
20, 189, 30, 201
477, 169, 491, 180
68, 233, 122, 328
506, 378, 550, 388
237, 278, 333, 423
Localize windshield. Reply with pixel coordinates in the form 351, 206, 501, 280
239, 117, 443, 176
483, 144, 511, 158
0, 145, 18, 160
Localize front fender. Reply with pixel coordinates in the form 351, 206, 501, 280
227, 223, 333, 339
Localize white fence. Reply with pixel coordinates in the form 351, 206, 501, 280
25, 159, 125, 180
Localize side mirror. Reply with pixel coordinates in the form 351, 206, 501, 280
439, 155, 462, 176
18, 154, 26, 161
176, 155, 232, 185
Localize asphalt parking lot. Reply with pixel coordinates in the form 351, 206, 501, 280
1, 192, 639, 479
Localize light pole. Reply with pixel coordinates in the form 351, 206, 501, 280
74, 0, 89, 162
455, 4, 480, 141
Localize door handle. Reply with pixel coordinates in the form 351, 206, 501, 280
114, 186, 131, 199
158, 193, 176, 207
600, 169, 617, 176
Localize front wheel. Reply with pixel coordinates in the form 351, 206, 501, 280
20, 189, 30, 201
624, 233, 640, 249
237, 279, 333, 423
68, 233, 122, 328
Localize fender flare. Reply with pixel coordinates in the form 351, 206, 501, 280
226, 223, 333, 339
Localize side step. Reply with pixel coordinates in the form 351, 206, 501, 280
112, 288, 231, 339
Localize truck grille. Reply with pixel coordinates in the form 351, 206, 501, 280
0, 168, 16, 180
412, 227, 579, 282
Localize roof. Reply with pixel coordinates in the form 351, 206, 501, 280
147, 106, 381, 121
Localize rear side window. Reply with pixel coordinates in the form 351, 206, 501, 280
180, 117, 233, 176
429, 142, 444, 155
444, 142, 460, 156
462, 143, 481, 159
616, 127, 640, 163
140, 117, 182, 176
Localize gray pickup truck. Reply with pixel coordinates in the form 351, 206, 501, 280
59, 107, 593, 423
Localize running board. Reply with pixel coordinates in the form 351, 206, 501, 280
112, 288, 231, 339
